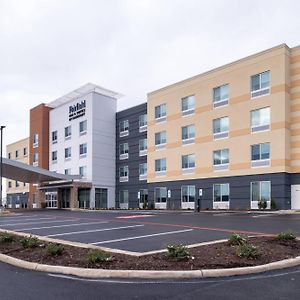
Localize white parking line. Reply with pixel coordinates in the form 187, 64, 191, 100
91, 229, 194, 245
18, 221, 109, 231
0, 214, 38, 219
0, 217, 57, 224
0, 219, 76, 227
47, 224, 144, 237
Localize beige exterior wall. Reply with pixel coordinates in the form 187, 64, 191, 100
147, 44, 294, 183
6, 137, 30, 194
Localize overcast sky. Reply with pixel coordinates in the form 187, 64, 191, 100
1, 0, 300, 150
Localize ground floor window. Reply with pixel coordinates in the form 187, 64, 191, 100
119, 190, 129, 204
251, 181, 271, 202
78, 189, 90, 209
213, 183, 229, 202
95, 188, 108, 209
181, 186, 195, 202
155, 187, 167, 203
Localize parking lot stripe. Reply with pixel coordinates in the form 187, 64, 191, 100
18, 221, 109, 231
0, 219, 76, 227
90, 229, 194, 245
46, 224, 144, 237
0, 217, 57, 224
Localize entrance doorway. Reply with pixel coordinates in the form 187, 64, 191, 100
45, 192, 58, 208
139, 189, 148, 209
95, 188, 108, 209
78, 189, 90, 209
61, 188, 71, 208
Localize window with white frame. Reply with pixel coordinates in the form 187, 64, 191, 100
119, 190, 129, 204
79, 143, 87, 156
139, 114, 147, 132
181, 95, 195, 115
79, 120, 87, 134
119, 120, 129, 137
182, 124, 195, 144
251, 71, 270, 98
119, 166, 129, 182
33, 133, 39, 147
155, 187, 167, 203
139, 138, 147, 156
251, 143, 270, 167
213, 149, 229, 170
23, 147, 28, 157
52, 150, 57, 163
65, 126, 72, 139
52, 131, 58, 144
213, 117, 229, 139
119, 143, 129, 159
139, 163, 147, 180
182, 154, 195, 171
33, 153, 38, 166
65, 147, 72, 159
213, 84, 229, 108
8, 181, 12, 188
155, 103, 166, 122
181, 186, 196, 202
65, 168, 71, 175
155, 131, 166, 149
213, 183, 229, 202
15, 150, 19, 159
79, 166, 87, 178
16, 181, 19, 188
251, 107, 270, 132
155, 158, 166, 174
251, 181, 271, 203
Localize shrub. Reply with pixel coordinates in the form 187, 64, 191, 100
271, 199, 277, 210
235, 243, 260, 259
228, 233, 248, 246
0, 232, 14, 243
277, 230, 297, 241
258, 199, 267, 210
47, 243, 64, 256
88, 250, 112, 264
20, 236, 39, 248
167, 244, 190, 261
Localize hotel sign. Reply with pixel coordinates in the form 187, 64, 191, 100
69, 100, 86, 121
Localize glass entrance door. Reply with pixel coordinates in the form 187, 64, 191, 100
45, 192, 58, 208
95, 188, 108, 209
139, 189, 148, 209
61, 188, 70, 208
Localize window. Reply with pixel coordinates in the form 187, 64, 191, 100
33, 153, 38, 166
155, 131, 166, 149
251, 143, 270, 167
119, 166, 129, 182
8, 153, 11, 159
8, 181, 12, 188
213, 149, 229, 170
65, 168, 71, 175
79, 143, 87, 156
182, 124, 195, 144
155, 187, 167, 203
52, 131, 58, 144
65, 126, 72, 139
251, 181, 271, 203
139, 138, 147, 156
181, 95, 195, 115
213, 184, 229, 202
16, 181, 19, 188
251, 107, 270, 132
119, 143, 129, 160
251, 71, 270, 98
79, 166, 87, 178
33, 133, 39, 147
213, 84, 229, 107
181, 186, 196, 202
65, 147, 72, 159
15, 150, 19, 159
79, 120, 87, 134
52, 151, 57, 163
182, 154, 195, 172
119, 120, 129, 137
119, 190, 129, 204
139, 114, 147, 132
155, 158, 166, 175
23, 147, 28, 156
139, 163, 147, 180
155, 104, 167, 122
213, 117, 229, 139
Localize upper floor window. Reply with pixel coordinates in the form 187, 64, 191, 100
213, 84, 229, 108
79, 143, 87, 156
23, 147, 28, 157
15, 150, 19, 159
155, 158, 166, 175
182, 124, 195, 145
155, 103, 166, 123
251, 143, 270, 167
139, 138, 147, 156
251, 107, 270, 133
213, 117, 229, 139
65, 126, 72, 139
8, 181, 12, 188
52, 131, 58, 144
155, 131, 167, 150
213, 149, 229, 171
182, 154, 195, 173
119, 120, 129, 137
33, 133, 39, 147
139, 163, 147, 180
52, 150, 57, 163
251, 71, 270, 98
79, 166, 87, 178
15, 181, 19, 188
65, 147, 72, 159
139, 114, 147, 132
33, 153, 38, 166
181, 95, 195, 116
119, 143, 129, 160
119, 166, 129, 182
79, 120, 87, 135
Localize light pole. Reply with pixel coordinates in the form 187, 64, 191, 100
0, 125, 5, 208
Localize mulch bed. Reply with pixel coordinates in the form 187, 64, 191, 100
0, 234, 300, 270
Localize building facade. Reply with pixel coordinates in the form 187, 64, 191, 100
6, 138, 30, 208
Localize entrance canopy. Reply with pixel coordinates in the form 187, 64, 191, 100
2, 158, 81, 184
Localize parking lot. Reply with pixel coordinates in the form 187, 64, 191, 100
0, 210, 300, 253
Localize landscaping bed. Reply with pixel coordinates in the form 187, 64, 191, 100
0, 232, 299, 270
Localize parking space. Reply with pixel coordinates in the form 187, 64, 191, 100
0, 210, 299, 253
